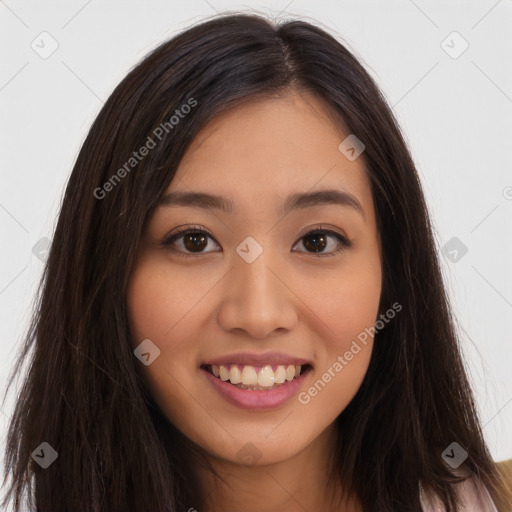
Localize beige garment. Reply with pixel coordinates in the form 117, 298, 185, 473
419, 467, 499, 512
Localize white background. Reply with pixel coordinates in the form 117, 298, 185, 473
1, 0, 511, 499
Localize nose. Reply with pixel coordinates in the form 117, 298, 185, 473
216, 248, 298, 339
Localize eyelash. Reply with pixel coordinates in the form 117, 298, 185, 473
160, 224, 351, 259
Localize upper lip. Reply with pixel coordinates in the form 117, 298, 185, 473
202, 351, 313, 367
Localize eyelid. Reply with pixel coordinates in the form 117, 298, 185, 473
161, 224, 220, 254
295, 223, 349, 242
160, 224, 351, 257
292, 225, 351, 256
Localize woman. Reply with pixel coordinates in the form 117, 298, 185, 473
2, 12, 511, 512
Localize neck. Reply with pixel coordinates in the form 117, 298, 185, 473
192, 423, 361, 512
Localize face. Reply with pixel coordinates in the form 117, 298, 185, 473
127, 91, 382, 467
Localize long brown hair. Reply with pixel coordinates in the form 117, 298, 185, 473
2, 12, 511, 512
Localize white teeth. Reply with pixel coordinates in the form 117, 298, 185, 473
241, 365, 258, 385
229, 365, 242, 384
285, 364, 295, 381
219, 365, 229, 381
274, 365, 286, 383
210, 363, 306, 387
257, 365, 275, 387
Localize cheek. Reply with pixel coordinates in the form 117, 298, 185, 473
126, 256, 219, 383
295, 256, 382, 350
126, 264, 200, 428
295, 273, 379, 419
293, 257, 381, 411
297, 347, 372, 431
127, 257, 210, 341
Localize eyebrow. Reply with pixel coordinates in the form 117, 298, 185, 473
158, 188, 364, 218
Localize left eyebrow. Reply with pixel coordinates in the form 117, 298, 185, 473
157, 188, 365, 219
283, 189, 364, 218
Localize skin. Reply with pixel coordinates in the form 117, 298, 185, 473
127, 91, 382, 512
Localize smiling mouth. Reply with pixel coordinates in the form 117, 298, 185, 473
201, 363, 313, 390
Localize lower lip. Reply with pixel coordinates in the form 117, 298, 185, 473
201, 367, 312, 410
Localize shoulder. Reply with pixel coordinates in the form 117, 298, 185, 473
419, 466, 498, 512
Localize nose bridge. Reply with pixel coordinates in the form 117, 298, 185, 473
217, 237, 297, 337
237, 252, 280, 307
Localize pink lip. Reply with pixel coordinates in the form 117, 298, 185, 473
203, 351, 312, 367
200, 365, 313, 410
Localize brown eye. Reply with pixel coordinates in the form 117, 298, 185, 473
161, 227, 221, 258
182, 232, 209, 252
293, 228, 351, 257
302, 232, 328, 252
161, 225, 351, 259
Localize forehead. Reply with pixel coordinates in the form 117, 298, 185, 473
165, 92, 374, 220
